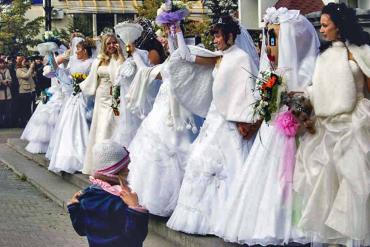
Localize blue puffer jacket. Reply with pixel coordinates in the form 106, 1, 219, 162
68, 185, 149, 247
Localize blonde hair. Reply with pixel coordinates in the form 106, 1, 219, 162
98, 34, 124, 65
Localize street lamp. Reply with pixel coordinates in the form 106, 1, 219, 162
43, 0, 53, 31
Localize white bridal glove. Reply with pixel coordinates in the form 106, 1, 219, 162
176, 32, 196, 63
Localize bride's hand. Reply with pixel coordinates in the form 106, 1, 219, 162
287, 91, 304, 98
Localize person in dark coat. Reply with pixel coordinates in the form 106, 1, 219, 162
67, 140, 149, 247
34, 56, 51, 97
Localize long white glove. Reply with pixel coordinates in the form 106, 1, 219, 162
176, 32, 196, 63
132, 50, 147, 69
167, 35, 176, 54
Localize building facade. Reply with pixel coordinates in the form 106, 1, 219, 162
239, 0, 370, 31
27, 0, 207, 37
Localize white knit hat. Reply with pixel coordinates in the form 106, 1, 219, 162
92, 140, 130, 176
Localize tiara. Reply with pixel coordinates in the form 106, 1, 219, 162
100, 27, 114, 36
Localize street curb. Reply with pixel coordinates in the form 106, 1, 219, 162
0, 144, 80, 211
7, 138, 90, 190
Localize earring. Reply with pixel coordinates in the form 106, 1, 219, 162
227, 36, 234, 46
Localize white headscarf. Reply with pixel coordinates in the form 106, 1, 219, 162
261, 7, 320, 91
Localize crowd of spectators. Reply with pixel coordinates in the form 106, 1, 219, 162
0, 53, 51, 128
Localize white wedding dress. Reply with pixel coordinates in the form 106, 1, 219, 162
113, 49, 160, 147
167, 45, 257, 235
293, 42, 370, 246
21, 77, 64, 154
48, 57, 93, 173
81, 60, 121, 175
127, 60, 199, 217
212, 10, 320, 245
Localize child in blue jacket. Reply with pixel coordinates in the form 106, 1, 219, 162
67, 140, 149, 247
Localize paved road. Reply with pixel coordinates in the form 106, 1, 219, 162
0, 163, 88, 247
0, 128, 22, 143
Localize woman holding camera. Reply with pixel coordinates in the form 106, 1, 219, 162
16, 55, 36, 127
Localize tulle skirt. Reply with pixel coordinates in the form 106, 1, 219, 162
167, 103, 254, 235
127, 82, 196, 217
48, 93, 90, 173
293, 98, 370, 246
212, 119, 307, 245
21, 90, 64, 154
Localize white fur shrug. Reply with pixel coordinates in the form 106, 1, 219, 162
307, 41, 370, 117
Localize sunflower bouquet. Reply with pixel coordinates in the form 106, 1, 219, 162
253, 71, 286, 122
71, 73, 87, 96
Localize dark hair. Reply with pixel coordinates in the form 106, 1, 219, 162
77, 39, 95, 58
210, 15, 241, 43
0, 58, 5, 64
138, 37, 167, 64
320, 3, 370, 52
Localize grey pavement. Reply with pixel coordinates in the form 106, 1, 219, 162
0, 162, 88, 247
0, 128, 22, 143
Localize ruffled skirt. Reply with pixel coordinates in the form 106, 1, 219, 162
212, 120, 307, 245
48, 93, 90, 173
21, 90, 64, 154
167, 103, 254, 235
294, 98, 370, 246
127, 82, 196, 217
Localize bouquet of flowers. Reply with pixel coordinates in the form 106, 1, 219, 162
111, 85, 120, 116
36, 89, 52, 105
253, 71, 286, 122
37, 31, 60, 56
281, 93, 315, 134
71, 73, 87, 96
156, 0, 189, 37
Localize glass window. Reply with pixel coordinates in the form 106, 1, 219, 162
32, 0, 43, 4
73, 14, 93, 37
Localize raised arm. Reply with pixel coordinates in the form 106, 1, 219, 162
175, 26, 218, 66
16, 63, 35, 79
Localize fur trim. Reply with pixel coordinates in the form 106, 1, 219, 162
311, 43, 356, 117
348, 44, 370, 78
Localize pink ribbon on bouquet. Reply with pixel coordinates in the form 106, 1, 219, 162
274, 111, 299, 202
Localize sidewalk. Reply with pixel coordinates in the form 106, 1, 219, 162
0, 128, 22, 143
0, 162, 88, 247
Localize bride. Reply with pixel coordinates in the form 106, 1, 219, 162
167, 16, 259, 235
126, 23, 207, 217
48, 39, 94, 173
294, 3, 370, 245
79, 34, 124, 175
213, 8, 320, 245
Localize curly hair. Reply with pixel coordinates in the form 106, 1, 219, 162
210, 15, 241, 43
320, 3, 370, 52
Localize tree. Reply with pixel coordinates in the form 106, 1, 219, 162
203, 0, 238, 23
0, 0, 43, 56
184, 17, 214, 50
135, 0, 163, 20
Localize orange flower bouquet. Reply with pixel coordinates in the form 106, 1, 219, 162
253, 71, 286, 122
